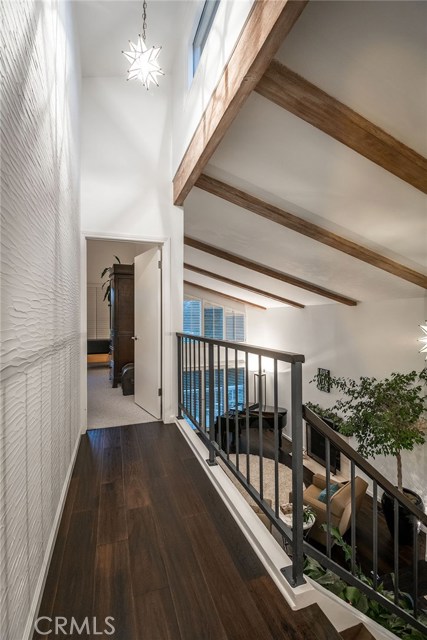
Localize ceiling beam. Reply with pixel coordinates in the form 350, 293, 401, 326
173, 1, 308, 206
184, 262, 305, 309
185, 236, 358, 306
255, 60, 427, 194
196, 174, 427, 289
184, 281, 267, 310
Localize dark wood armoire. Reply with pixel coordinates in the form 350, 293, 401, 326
109, 264, 134, 388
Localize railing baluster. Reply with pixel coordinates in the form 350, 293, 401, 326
177, 335, 182, 418
225, 347, 229, 458
413, 515, 419, 618
245, 351, 250, 483
288, 360, 304, 587
325, 437, 331, 559
394, 497, 399, 604
203, 341, 207, 431
235, 349, 239, 472
198, 339, 201, 425
350, 460, 356, 575
372, 481, 378, 590
258, 355, 263, 501
273, 358, 279, 519
207, 342, 216, 465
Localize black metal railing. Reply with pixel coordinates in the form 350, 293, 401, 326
303, 406, 427, 636
177, 332, 306, 586
177, 333, 427, 635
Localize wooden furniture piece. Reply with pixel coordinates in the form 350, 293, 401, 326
110, 264, 134, 388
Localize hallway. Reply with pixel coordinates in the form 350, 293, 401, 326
34, 422, 340, 640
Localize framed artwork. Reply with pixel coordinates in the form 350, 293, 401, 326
317, 368, 331, 393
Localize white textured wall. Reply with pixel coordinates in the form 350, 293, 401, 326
1, 1, 81, 638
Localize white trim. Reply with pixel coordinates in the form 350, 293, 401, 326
23, 434, 81, 640
81, 231, 172, 428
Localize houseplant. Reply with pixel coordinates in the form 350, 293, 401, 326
100, 255, 121, 304
319, 369, 427, 543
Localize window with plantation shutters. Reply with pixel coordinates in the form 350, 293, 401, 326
183, 299, 202, 336
183, 294, 246, 429
203, 304, 223, 339
225, 310, 245, 342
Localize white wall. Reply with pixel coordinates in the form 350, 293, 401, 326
87, 239, 149, 284
172, 0, 254, 172
247, 297, 427, 502
0, 1, 81, 638
80, 77, 183, 424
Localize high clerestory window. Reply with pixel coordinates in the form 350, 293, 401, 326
192, 0, 220, 76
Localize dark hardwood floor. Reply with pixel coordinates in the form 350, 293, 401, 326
34, 422, 343, 640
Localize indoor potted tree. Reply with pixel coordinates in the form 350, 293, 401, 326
323, 369, 427, 544
100, 255, 121, 304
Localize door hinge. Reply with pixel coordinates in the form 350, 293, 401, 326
158, 260, 162, 269
158, 388, 162, 397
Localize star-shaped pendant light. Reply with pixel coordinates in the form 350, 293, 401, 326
419, 323, 427, 359
122, 0, 164, 89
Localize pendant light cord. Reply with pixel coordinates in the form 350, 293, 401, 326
142, 0, 147, 42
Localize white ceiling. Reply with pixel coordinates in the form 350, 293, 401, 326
74, 0, 186, 77
184, 0, 427, 308
74, 1, 427, 310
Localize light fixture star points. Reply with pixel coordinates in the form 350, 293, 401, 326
123, 35, 164, 88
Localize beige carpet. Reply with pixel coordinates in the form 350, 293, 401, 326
219, 454, 297, 509
87, 366, 156, 429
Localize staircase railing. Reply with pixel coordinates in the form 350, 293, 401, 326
303, 405, 427, 636
176, 333, 427, 635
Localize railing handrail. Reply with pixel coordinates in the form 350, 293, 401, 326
176, 332, 305, 364
303, 405, 427, 526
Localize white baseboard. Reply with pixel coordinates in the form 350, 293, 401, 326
23, 433, 81, 640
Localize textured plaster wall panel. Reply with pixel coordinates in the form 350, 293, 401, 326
1, 1, 81, 637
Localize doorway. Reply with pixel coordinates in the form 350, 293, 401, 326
84, 237, 162, 429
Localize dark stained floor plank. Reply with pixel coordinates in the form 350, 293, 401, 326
182, 455, 267, 583
127, 506, 168, 597
50, 510, 98, 622
123, 460, 151, 510
94, 541, 137, 640
152, 483, 229, 640
73, 433, 104, 512
133, 588, 182, 640
101, 446, 123, 484
184, 511, 276, 640
33, 476, 79, 633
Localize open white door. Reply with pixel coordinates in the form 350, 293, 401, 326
134, 247, 162, 419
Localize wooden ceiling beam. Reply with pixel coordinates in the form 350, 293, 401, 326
173, 1, 308, 206
184, 281, 267, 310
255, 60, 427, 194
184, 236, 358, 306
184, 262, 305, 309
196, 174, 427, 289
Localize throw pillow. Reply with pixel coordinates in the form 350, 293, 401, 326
318, 483, 340, 504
